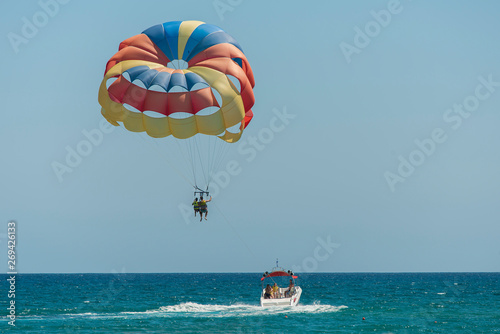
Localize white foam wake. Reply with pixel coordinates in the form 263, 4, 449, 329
21, 303, 348, 321
129, 302, 348, 318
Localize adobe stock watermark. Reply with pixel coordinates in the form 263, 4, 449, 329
291, 235, 340, 273
7, 0, 71, 54
384, 74, 499, 192
213, 0, 243, 21
339, 0, 406, 64
6, 221, 17, 327
178, 106, 295, 224
51, 119, 115, 183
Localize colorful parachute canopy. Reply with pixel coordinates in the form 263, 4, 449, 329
98, 21, 255, 143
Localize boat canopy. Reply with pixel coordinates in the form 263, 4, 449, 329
261, 270, 298, 281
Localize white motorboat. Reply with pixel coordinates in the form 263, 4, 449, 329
260, 263, 302, 307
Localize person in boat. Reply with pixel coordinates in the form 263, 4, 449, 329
285, 279, 295, 297
272, 283, 279, 298
192, 198, 199, 217
198, 196, 212, 222
264, 284, 272, 299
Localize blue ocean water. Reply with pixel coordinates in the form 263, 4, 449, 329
1, 273, 499, 333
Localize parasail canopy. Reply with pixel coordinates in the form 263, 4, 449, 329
98, 21, 256, 192
98, 20, 255, 143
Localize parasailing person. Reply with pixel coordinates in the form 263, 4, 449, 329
198, 196, 212, 221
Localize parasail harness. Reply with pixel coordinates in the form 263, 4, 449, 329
194, 185, 209, 198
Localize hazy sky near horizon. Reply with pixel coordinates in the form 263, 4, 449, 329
1, 0, 500, 273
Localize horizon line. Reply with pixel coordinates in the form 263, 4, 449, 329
2, 271, 499, 275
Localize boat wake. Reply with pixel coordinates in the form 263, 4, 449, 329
19, 303, 347, 321
140, 302, 348, 317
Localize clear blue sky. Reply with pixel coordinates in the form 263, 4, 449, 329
1, 0, 500, 273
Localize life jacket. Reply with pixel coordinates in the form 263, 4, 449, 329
199, 200, 207, 209
192, 201, 199, 209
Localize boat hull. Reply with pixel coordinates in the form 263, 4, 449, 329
260, 287, 302, 307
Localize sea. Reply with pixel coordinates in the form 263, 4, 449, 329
1, 273, 499, 333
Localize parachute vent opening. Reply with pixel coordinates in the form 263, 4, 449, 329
149, 85, 167, 92
168, 112, 194, 120
132, 79, 147, 89
168, 86, 189, 93
167, 59, 188, 70
106, 77, 117, 89
190, 82, 210, 91
196, 106, 220, 116
122, 72, 131, 81
143, 110, 167, 118
226, 122, 242, 134
122, 103, 142, 114
211, 88, 223, 106
227, 75, 241, 93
